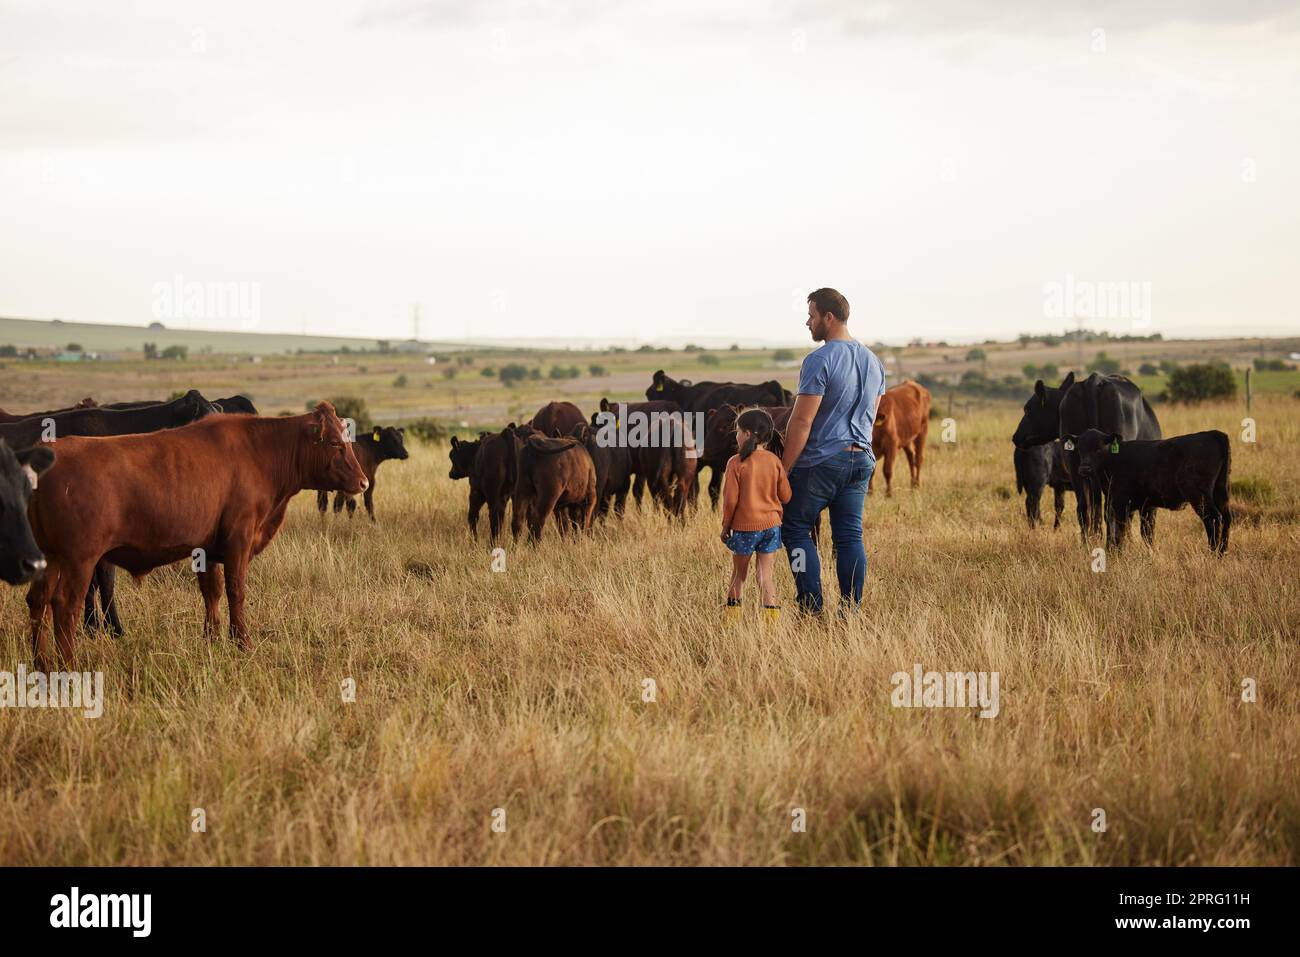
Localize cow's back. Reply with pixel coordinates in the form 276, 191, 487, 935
1059, 373, 1161, 441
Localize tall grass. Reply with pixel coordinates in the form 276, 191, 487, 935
1, 396, 1296, 865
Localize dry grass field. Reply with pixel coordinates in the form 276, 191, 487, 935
2, 382, 1296, 866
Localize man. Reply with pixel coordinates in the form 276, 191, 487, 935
780, 288, 886, 614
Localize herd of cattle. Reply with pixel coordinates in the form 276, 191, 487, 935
0, 364, 1233, 671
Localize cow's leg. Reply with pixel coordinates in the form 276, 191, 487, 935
708, 465, 724, 510
1139, 506, 1157, 546
27, 565, 59, 673
344, 495, 357, 518
632, 474, 646, 507
196, 565, 225, 637
1052, 486, 1065, 530
316, 490, 329, 514
1215, 480, 1231, 554
467, 487, 485, 539
331, 491, 345, 514
223, 543, 254, 650
363, 483, 376, 523
1025, 483, 1042, 528
51, 561, 94, 670
532, 487, 562, 542
511, 492, 529, 542
881, 449, 894, 497
83, 567, 103, 634
613, 485, 628, 518
1073, 479, 1090, 542
911, 420, 928, 487
1109, 501, 1130, 550
98, 563, 124, 637
487, 497, 505, 543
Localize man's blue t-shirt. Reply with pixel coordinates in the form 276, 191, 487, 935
794, 339, 887, 469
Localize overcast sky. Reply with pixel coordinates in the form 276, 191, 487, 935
1, 0, 1296, 345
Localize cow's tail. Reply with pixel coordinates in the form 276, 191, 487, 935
1215, 430, 1232, 501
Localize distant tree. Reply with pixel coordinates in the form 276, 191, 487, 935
588, 363, 608, 377
773, 348, 795, 362
499, 363, 529, 386
528, 367, 541, 380
392, 374, 408, 388
1138, 362, 1160, 376
65, 342, 83, 353
729, 343, 739, 351
0, 344, 16, 357
965, 348, 986, 362
314, 396, 372, 432
684, 343, 703, 353
1166, 363, 1236, 403
1018, 333, 1034, 348
1087, 351, 1120, 375
148, 321, 166, 331
377, 340, 391, 353
143, 342, 158, 359
481, 366, 497, 378
1253, 357, 1289, 372
698, 353, 720, 366
442, 366, 458, 380
161, 344, 188, 360
636, 344, 655, 353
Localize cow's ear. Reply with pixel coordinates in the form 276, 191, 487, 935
16, 445, 56, 479
1063, 434, 1077, 451
1060, 371, 1075, 390
1033, 379, 1046, 401
451, 436, 459, 448
600, 398, 610, 411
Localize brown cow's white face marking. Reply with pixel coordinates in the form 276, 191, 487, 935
22, 465, 38, 490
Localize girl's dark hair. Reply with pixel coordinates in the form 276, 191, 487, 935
735, 407, 776, 461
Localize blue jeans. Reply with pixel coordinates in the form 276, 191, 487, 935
781, 450, 874, 613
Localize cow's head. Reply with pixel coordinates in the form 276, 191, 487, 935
371, 425, 409, 462
703, 404, 739, 462
75, 397, 98, 409
1012, 372, 1074, 449
569, 422, 592, 444
646, 370, 688, 403
872, 399, 894, 450
1063, 429, 1120, 482
304, 401, 368, 494
178, 389, 221, 423
0, 442, 55, 585
215, 394, 258, 415
447, 435, 481, 479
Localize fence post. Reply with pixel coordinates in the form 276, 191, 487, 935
1245, 367, 1252, 416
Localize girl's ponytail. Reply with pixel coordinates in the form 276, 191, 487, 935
735, 407, 776, 461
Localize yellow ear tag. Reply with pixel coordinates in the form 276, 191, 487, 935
656, 383, 663, 392
1109, 439, 1120, 453
372, 428, 381, 440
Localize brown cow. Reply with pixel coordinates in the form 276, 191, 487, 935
701, 404, 792, 507
870, 380, 931, 495
25, 402, 367, 670
530, 401, 586, 437
511, 434, 596, 542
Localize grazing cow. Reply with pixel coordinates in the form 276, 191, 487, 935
571, 420, 633, 520
450, 427, 523, 541
700, 404, 792, 508
530, 401, 587, 437
869, 380, 931, 496
0, 398, 97, 423
511, 434, 597, 542
646, 370, 787, 412
1012, 371, 1161, 537
25, 402, 367, 670
0, 442, 56, 585
596, 398, 697, 517
317, 425, 409, 521
0, 389, 217, 449
102, 394, 258, 415
1013, 441, 1072, 529
1063, 428, 1231, 553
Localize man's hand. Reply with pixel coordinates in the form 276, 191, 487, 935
781, 393, 822, 472
720, 528, 731, 544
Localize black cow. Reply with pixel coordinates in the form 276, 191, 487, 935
316, 425, 409, 521
103, 394, 257, 415
572, 420, 632, 520
646, 370, 787, 412
596, 398, 697, 517
0, 390, 217, 449
1013, 441, 1072, 529
1064, 429, 1231, 553
0, 442, 56, 585
450, 427, 524, 541
1012, 371, 1161, 537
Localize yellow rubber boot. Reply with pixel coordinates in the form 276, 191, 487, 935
725, 602, 742, 623
763, 605, 781, 624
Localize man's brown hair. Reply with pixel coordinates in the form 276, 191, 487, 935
807, 288, 850, 323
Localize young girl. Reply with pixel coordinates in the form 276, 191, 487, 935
720, 408, 792, 622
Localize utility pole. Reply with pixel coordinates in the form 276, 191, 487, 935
412, 304, 421, 342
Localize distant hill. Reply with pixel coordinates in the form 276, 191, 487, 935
0, 316, 461, 356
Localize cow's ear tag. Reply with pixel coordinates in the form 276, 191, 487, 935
1109, 439, 1120, 453
1039, 397, 1045, 407
22, 465, 38, 490
372, 428, 381, 441
1063, 440, 1074, 451
656, 383, 663, 392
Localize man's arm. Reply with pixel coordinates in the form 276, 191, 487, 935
781, 394, 822, 472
